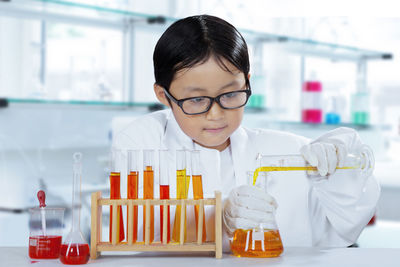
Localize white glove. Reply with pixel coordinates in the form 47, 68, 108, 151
300, 137, 348, 177
223, 185, 277, 235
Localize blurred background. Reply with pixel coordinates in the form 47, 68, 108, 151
0, 0, 399, 248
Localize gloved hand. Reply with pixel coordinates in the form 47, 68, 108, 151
223, 185, 277, 235
300, 139, 348, 177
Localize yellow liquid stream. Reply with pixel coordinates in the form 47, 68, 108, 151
230, 229, 283, 258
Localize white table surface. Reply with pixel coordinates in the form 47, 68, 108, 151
2, 247, 400, 267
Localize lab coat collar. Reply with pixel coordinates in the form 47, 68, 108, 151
230, 126, 252, 186
162, 110, 195, 150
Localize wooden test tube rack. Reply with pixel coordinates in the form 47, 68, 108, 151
90, 191, 222, 259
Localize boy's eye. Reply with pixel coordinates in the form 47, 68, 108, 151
223, 92, 239, 98
188, 97, 207, 104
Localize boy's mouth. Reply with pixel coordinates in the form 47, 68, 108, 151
203, 125, 227, 134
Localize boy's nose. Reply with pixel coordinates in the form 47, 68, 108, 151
205, 101, 224, 120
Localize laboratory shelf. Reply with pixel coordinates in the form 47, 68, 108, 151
268, 120, 391, 130
0, 0, 172, 29
242, 29, 392, 61
0, 0, 393, 61
4, 98, 164, 110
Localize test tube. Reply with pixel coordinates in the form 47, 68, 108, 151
159, 150, 170, 244
109, 149, 125, 243
143, 149, 154, 244
191, 150, 206, 243
172, 150, 188, 243
127, 149, 139, 244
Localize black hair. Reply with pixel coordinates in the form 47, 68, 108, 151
153, 15, 250, 91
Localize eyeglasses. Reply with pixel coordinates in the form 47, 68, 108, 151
163, 87, 252, 115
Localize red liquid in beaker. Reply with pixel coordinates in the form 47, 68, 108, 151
29, 235, 62, 259
59, 243, 90, 265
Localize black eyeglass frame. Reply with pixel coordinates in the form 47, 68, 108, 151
163, 87, 252, 115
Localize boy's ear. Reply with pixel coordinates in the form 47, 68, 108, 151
154, 84, 170, 107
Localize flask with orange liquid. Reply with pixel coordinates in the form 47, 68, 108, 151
230, 172, 284, 258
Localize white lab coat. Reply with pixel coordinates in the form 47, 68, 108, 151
112, 109, 380, 249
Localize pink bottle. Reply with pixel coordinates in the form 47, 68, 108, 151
301, 80, 322, 123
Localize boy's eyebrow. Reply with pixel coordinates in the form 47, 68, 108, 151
183, 80, 239, 93
183, 87, 208, 93
219, 80, 238, 90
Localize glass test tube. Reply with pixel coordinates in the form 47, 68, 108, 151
172, 150, 189, 243
109, 149, 125, 243
253, 145, 375, 185
191, 150, 206, 242
143, 149, 154, 243
127, 150, 139, 244
159, 150, 170, 244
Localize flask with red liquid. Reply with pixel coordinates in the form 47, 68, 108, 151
59, 153, 90, 265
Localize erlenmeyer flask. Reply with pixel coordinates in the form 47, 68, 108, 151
230, 172, 284, 258
59, 153, 90, 265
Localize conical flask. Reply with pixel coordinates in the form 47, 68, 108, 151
230, 172, 284, 258
59, 153, 90, 265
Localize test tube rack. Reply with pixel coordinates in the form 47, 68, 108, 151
90, 191, 222, 259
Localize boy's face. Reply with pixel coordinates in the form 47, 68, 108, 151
155, 57, 247, 152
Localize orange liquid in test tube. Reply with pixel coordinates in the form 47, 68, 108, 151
192, 174, 206, 242
143, 166, 154, 243
127, 171, 138, 243
109, 172, 125, 243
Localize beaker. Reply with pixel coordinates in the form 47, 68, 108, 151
230, 172, 284, 258
59, 153, 90, 265
29, 206, 65, 259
